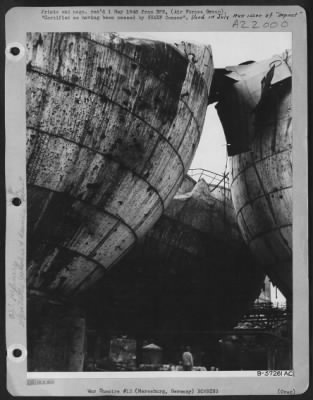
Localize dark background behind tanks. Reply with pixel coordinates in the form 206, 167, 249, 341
78, 177, 264, 342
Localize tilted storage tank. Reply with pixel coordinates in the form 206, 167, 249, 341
213, 51, 292, 300
26, 33, 214, 300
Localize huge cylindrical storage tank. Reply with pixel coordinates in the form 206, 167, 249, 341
214, 51, 292, 299
26, 33, 213, 300
83, 176, 265, 335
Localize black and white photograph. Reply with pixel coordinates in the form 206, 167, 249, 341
25, 30, 292, 372
4, 5, 309, 397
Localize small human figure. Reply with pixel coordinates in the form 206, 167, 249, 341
182, 346, 194, 371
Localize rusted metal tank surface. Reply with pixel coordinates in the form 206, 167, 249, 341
82, 176, 264, 334
214, 51, 292, 299
26, 33, 213, 299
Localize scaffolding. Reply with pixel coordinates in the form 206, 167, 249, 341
235, 302, 290, 331
188, 168, 231, 233
188, 168, 229, 194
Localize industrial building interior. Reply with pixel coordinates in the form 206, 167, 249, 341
26, 33, 292, 372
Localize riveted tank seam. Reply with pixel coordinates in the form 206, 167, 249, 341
32, 33, 189, 93
270, 89, 279, 153
103, 241, 137, 273
27, 242, 127, 299
277, 226, 293, 252
83, 35, 188, 91
27, 131, 50, 181
27, 66, 193, 176
26, 33, 214, 300
69, 266, 104, 297
31, 190, 54, 233
162, 171, 185, 207
242, 166, 253, 205
179, 98, 202, 135
69, 241, 137, 297
236, 208, 254, 241
245, 223, 292, 246
230, 147, 292, 184
27, 241, 109, 279
132, 196, 166, 232
27, 183, 139, 244
173, 113, 194, 158
88, 221, 122, 258
250, 160, 278, 225
27, 68, 189, 178
138, 134, 162, 177
26, 128, 166, 214
106, 38, 124, 109
27, 238, 137, 294
234, 185, 292, 218
83, 34, 211, 95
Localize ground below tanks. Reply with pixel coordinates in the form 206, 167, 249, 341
26, 33, 213, 300
82, 176, 265, 335
213, 51, 292, 300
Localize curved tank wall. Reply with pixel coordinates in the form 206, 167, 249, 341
26, 33, 213, 300
82, 176, 265, 334
215, 51, 292, 299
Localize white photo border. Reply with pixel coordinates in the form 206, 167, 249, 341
5, 5, 308, 396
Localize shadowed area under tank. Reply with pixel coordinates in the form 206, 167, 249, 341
26, 33, 213, 299
27, 298, 86, 372
80, 176, 265, 335
213, 51, 292, 300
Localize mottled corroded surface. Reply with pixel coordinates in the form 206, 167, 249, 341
82, 177, 264, 333
26, 33, 213, 298
215, 51, 292, 299
174, 41, 213, 94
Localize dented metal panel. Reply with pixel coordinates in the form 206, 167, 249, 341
215, 51, 292, 299
26, 33, 213, 298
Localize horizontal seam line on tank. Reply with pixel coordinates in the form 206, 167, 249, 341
84, 36, 184, 90
27, 127, 166, 215
235, 185, 292, 218
82, 35, 211, 94
28, 67, 189, 178
231, 147, 292, 182
245, 223, 292, 245
69, 241, 137, 297
28, 245, 118, 300
28, 182, 139, 243
28, 239, 109, 279
29, 239, 136, 288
